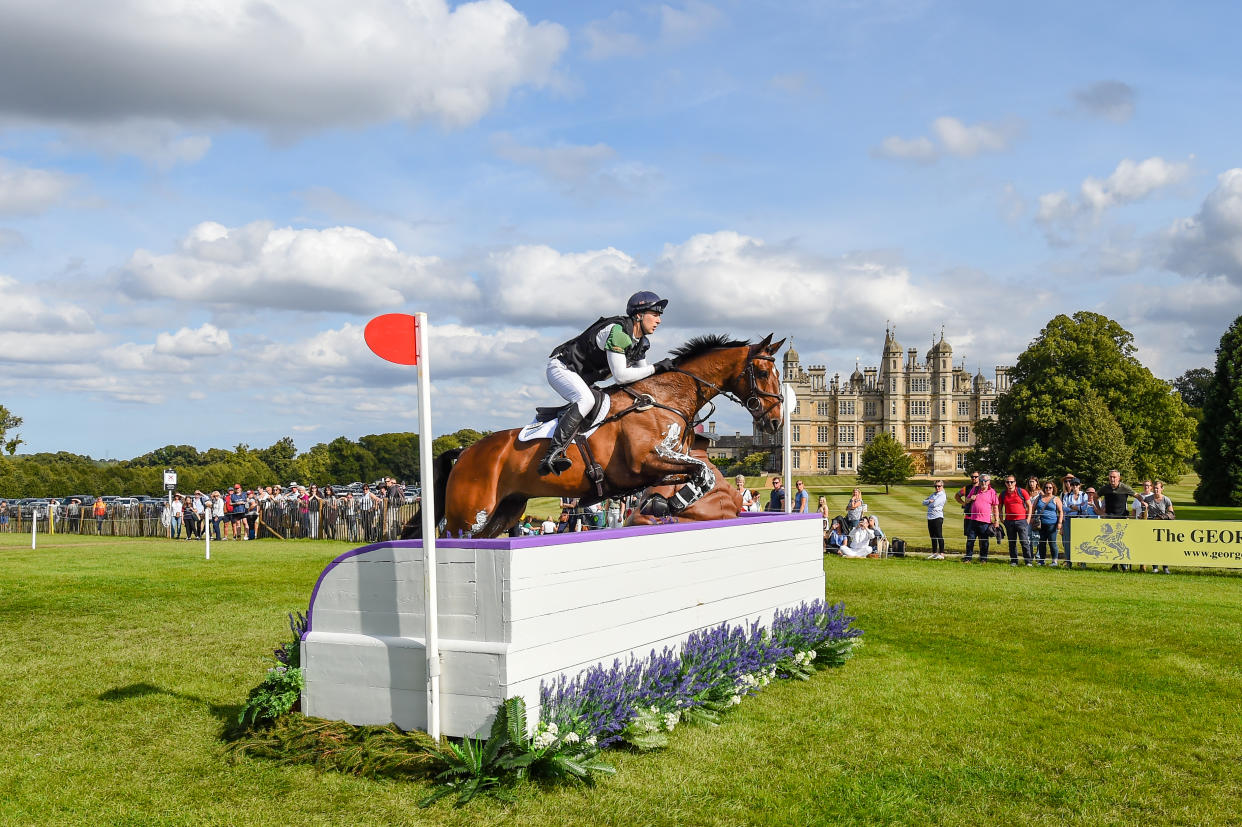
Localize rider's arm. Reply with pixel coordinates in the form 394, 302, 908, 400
606, 349, 655, 384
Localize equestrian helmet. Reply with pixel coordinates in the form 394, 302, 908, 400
627, 290, 669, 317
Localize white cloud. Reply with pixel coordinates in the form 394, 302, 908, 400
1165, 168, 1242, 283
659, 1, 723, 43
1081, 156, 1192, 212
117, 221, 472, 313
477, 245, 647, 325
492, 134, 616, 185
0, 159, 77, 216
0, 274, 95, 332
154, 323, 232, 357
583, 11, 645, 59
1035, 156, 1192, 244
871, 116, 1021, 162
582, 1, 721, 60
0, 0, 568, 133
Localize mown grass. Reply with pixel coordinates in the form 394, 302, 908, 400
2, 531, 1242, 824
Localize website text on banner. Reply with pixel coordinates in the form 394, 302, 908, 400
1073, 520, 1242, 568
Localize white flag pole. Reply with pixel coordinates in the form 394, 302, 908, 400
205, 511, 211, 561
782, 383, 796, 514
415, 312, 441, 742
32, 508, 38, 549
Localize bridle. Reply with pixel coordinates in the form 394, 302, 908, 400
670, 352, 782, 429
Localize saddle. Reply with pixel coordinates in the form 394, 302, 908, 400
533, 387, 609, 424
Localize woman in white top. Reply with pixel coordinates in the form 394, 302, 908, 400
839, 522, 875, 557
923, 480, 947, 559
734, 475, 754, 513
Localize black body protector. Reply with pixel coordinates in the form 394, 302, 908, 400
550, 316, 651, 383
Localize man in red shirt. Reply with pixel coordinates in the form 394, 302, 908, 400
997, 475, 1034, 566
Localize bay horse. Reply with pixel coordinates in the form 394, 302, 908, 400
625, 432, 742, 526
403, 334, 785, 539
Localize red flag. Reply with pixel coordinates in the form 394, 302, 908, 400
364, 313, 419, 365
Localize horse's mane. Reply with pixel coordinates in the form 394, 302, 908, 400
669, 334, 749, 365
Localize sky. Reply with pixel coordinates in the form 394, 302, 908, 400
1, 0, 1240, 459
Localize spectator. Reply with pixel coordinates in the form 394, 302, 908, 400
296, 486, 310, 538
1032, 480, 1064, 566
825, 518, 847, 553
67, 498, 81, 533
358, 484, 378, 542
997, 475, 1034, 566
606, 498, 622, 528
0, 499, 8, 532
817, 496, 830, 533
1095, 468, 1136, 570
747, 490, 762, 512
170, 494, 184, 539
182, 495, 200, 540
792, 480, 809, 513
962, 473, 1000, 563
228, 484, 247, 540
246, 490, 260, 540
923, 480, 947, 559
840, 519, 876, 558
93, 495, 107, 535
1131, 480, 1154, 520
866, 515, 886, 555
735, 475, 754, 512
210, 491, 224, 540
190, 492, 206, 539
541, 515, 557, 535
1059, 477, 1088, 565
386, 477, 405, 540
307, 484, 323, 539
766, 477, 785, 512
341, 492, 358, 541
322, 486, 339, 539
1146, 480, 1174, 574
954, 471, 979, 544
845, 488, 865, 530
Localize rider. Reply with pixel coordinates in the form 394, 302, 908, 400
540, 290, 675, 476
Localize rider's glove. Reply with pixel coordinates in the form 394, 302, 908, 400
653, 358, 676, 373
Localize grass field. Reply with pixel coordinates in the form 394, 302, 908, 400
3, 530, 1242, 825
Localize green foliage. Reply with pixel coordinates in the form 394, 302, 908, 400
273, 611, 307, 668
224, 717, 434, 779
420, 696, 614, 808
727, 451, 769, 477
970, 312, 1197, 487
1173, 367, 1214, 410
237, 666, 304, 729
620, 706, 673, 751
0, 404, 23, 456
857, 432, 913, 493
1195, 315, 1242, 506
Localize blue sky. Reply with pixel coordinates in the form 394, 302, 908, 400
1, 0, 1240, 458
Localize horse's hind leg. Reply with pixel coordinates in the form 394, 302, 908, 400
476, 494, 529, 538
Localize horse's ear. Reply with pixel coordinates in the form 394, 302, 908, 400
767, 336, 786, 355
755, 333, 773, 352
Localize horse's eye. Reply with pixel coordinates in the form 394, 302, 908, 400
754, 369, 769, 379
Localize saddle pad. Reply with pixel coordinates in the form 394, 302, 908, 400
516, 397, 612, 444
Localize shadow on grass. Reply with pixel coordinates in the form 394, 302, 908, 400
99, 681, 244, 735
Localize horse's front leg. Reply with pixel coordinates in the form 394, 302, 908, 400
640, 423, 717, 514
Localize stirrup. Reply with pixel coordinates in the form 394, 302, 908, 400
539, 452, 573, 476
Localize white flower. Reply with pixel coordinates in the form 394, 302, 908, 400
663, 712, 679, 731
586, 736, 597, 747
546, 722, 559, 735
729, 695, 742, 706
563, 731, 580, 744
533, 731, 556, 749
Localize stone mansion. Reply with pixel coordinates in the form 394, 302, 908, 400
740, 328, 1011, 475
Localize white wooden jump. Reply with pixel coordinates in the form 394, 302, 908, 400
300, 512, 826, 737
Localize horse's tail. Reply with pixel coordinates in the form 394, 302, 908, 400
399, 448, 463, 539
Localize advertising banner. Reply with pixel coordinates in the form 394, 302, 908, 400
1072, 519, 1242, 568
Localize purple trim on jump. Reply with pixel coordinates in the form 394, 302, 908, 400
301, 512, 817, 637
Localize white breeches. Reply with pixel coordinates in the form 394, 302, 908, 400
546, 358, 595, 416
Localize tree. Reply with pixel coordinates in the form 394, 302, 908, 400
0, 405, 22, 455
969, 312, 1197, 487
1195, 315, 1242, 506
730, 451, 769, 478
857, 432, 913, 493
1173, 367, 1214, 409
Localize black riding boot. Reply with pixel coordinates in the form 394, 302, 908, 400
539, 406, 584, 476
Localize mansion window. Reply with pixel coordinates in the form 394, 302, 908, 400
908, 400, 930, 417
909, 425, 928, 444
838, 451, 854, 470
940, 425, 946, 443
911, 378, 929, 392
958, 426, 970, 444
838, 425, 855, 444
890, 378, 897, 392
817, 451, 829, 470
793, 401, 801, 414
958, 401, 970, 417
792, 452, 801, 469
891, 401, 897, 416
981, 400, 997, 415
864, 401, 877, 417
956, 453, 966, 470
816, 401, 830, 417
941, 400, 946, 415
864, 425, 876, 443
817, 425, 830, 443
839, 400, 855, 416
791, 425, 800, 442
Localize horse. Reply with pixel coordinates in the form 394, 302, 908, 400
403, 333, 786, 539
625, 432, 742, 526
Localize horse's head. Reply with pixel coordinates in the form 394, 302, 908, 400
740, 334, 786, 433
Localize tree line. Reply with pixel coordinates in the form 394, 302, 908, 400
0, 428, 488, 498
